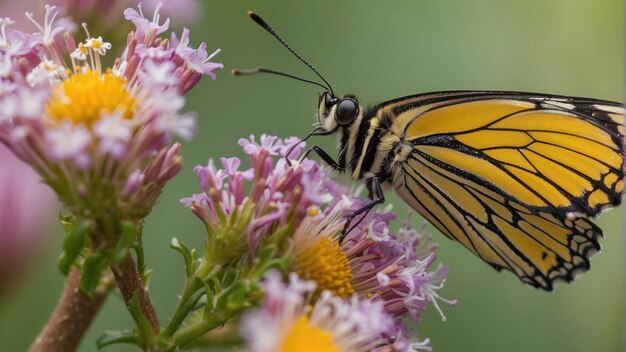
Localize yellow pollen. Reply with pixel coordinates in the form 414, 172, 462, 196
307, 206, 321, 217
46, 69, 136, 126
90, 39, 101, 49
280, 315, 340, 352
291, 237, 355, 298
78, 43, 87, 53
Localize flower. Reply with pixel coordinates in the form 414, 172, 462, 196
183, 135, 454, 349
142, 0, 203, 23
289, 200, 457, 322
0, 1, 204, 36
182, 135, 332, 261
240, 271, 398, 352
0, 4, 221, 242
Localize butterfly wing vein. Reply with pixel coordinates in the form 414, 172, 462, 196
388, 94, 623, 290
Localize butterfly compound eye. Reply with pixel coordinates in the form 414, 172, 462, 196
335, 99, 359, 125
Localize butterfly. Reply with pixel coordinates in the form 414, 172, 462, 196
234, 12, 625, 291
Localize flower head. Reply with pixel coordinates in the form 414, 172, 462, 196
0, 4, 221, 241
288, 192, 457, 323
241, 271, 398, 352
182, 135, 334, 260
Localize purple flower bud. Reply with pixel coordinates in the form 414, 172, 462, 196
123, 169, 145, 197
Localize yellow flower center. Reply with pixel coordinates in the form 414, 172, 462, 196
90, 39, 101, 49
291, 237, 355, 298
46, 69, 136, 126
280, 315, 340, 352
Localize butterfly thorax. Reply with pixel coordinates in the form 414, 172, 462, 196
318, 92, 399, 182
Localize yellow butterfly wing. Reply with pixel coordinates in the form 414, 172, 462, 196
390, 92, 624, 290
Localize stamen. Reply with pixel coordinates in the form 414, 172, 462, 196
25, 12, 44, 35
152, 2, 163, 23
206, 48, 221, 62
81, 22, 91, 38
0, 17, 15, 47
25, 5, 60, 43
44, 4, 58, 38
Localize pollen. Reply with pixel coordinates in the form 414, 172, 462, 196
291, 237, 355, 298
46, 69, 137, 126
280, 315, 340, 352
89, 39, 101, 49
307, 206, 321, 217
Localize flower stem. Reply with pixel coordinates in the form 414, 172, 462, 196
172, 313, 232, 348
29, 267, 111, 352
161, 263, 222, 339
110, 254, 160, 334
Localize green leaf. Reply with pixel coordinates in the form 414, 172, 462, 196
130, 291, 155, 347
58, 219, 93, 275
269, 221, 296, 247
112, 221, 137, 263
163, 286, 207, 338
216, 282, 247, 312
58, 208, 75, 234
170, 238, 194, 278
79, 253, 107, 297
201, 280, 215, 320
256, 244, 278, 263
96, 330, 139, 349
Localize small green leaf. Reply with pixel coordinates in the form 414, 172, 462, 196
170, 238, 194, 278
96, 330, 139, 349
201, 280, 215, 320
161, 286, 207, 338
216, 282, 247, 312
58, 208, 75, 234
256, 244, 278, 263
58, 219, 93, 275
220, 266, 241, 288
112, 221, 137, 263
79, 253, 107, 297
269, 221, 296, 247
130, 291, 155, 347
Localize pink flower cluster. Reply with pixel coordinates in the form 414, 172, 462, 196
183, 135, 332, 254
183, 135, 456, 350
0, 3, 221, 227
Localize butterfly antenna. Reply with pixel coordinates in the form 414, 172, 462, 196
232, 67, 330, 91
247, 11, 335, 96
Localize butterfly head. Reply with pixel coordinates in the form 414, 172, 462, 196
318, 91, 362, 133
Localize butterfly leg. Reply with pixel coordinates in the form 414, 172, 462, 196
339, 176, 385, 243
299, 146, 344, 172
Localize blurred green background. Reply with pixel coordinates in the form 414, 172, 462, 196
0, 0, 623, 351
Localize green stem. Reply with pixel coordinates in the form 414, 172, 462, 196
161, 262, 222, 338
172, 313, 232, 348
161, 282, 203, 338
